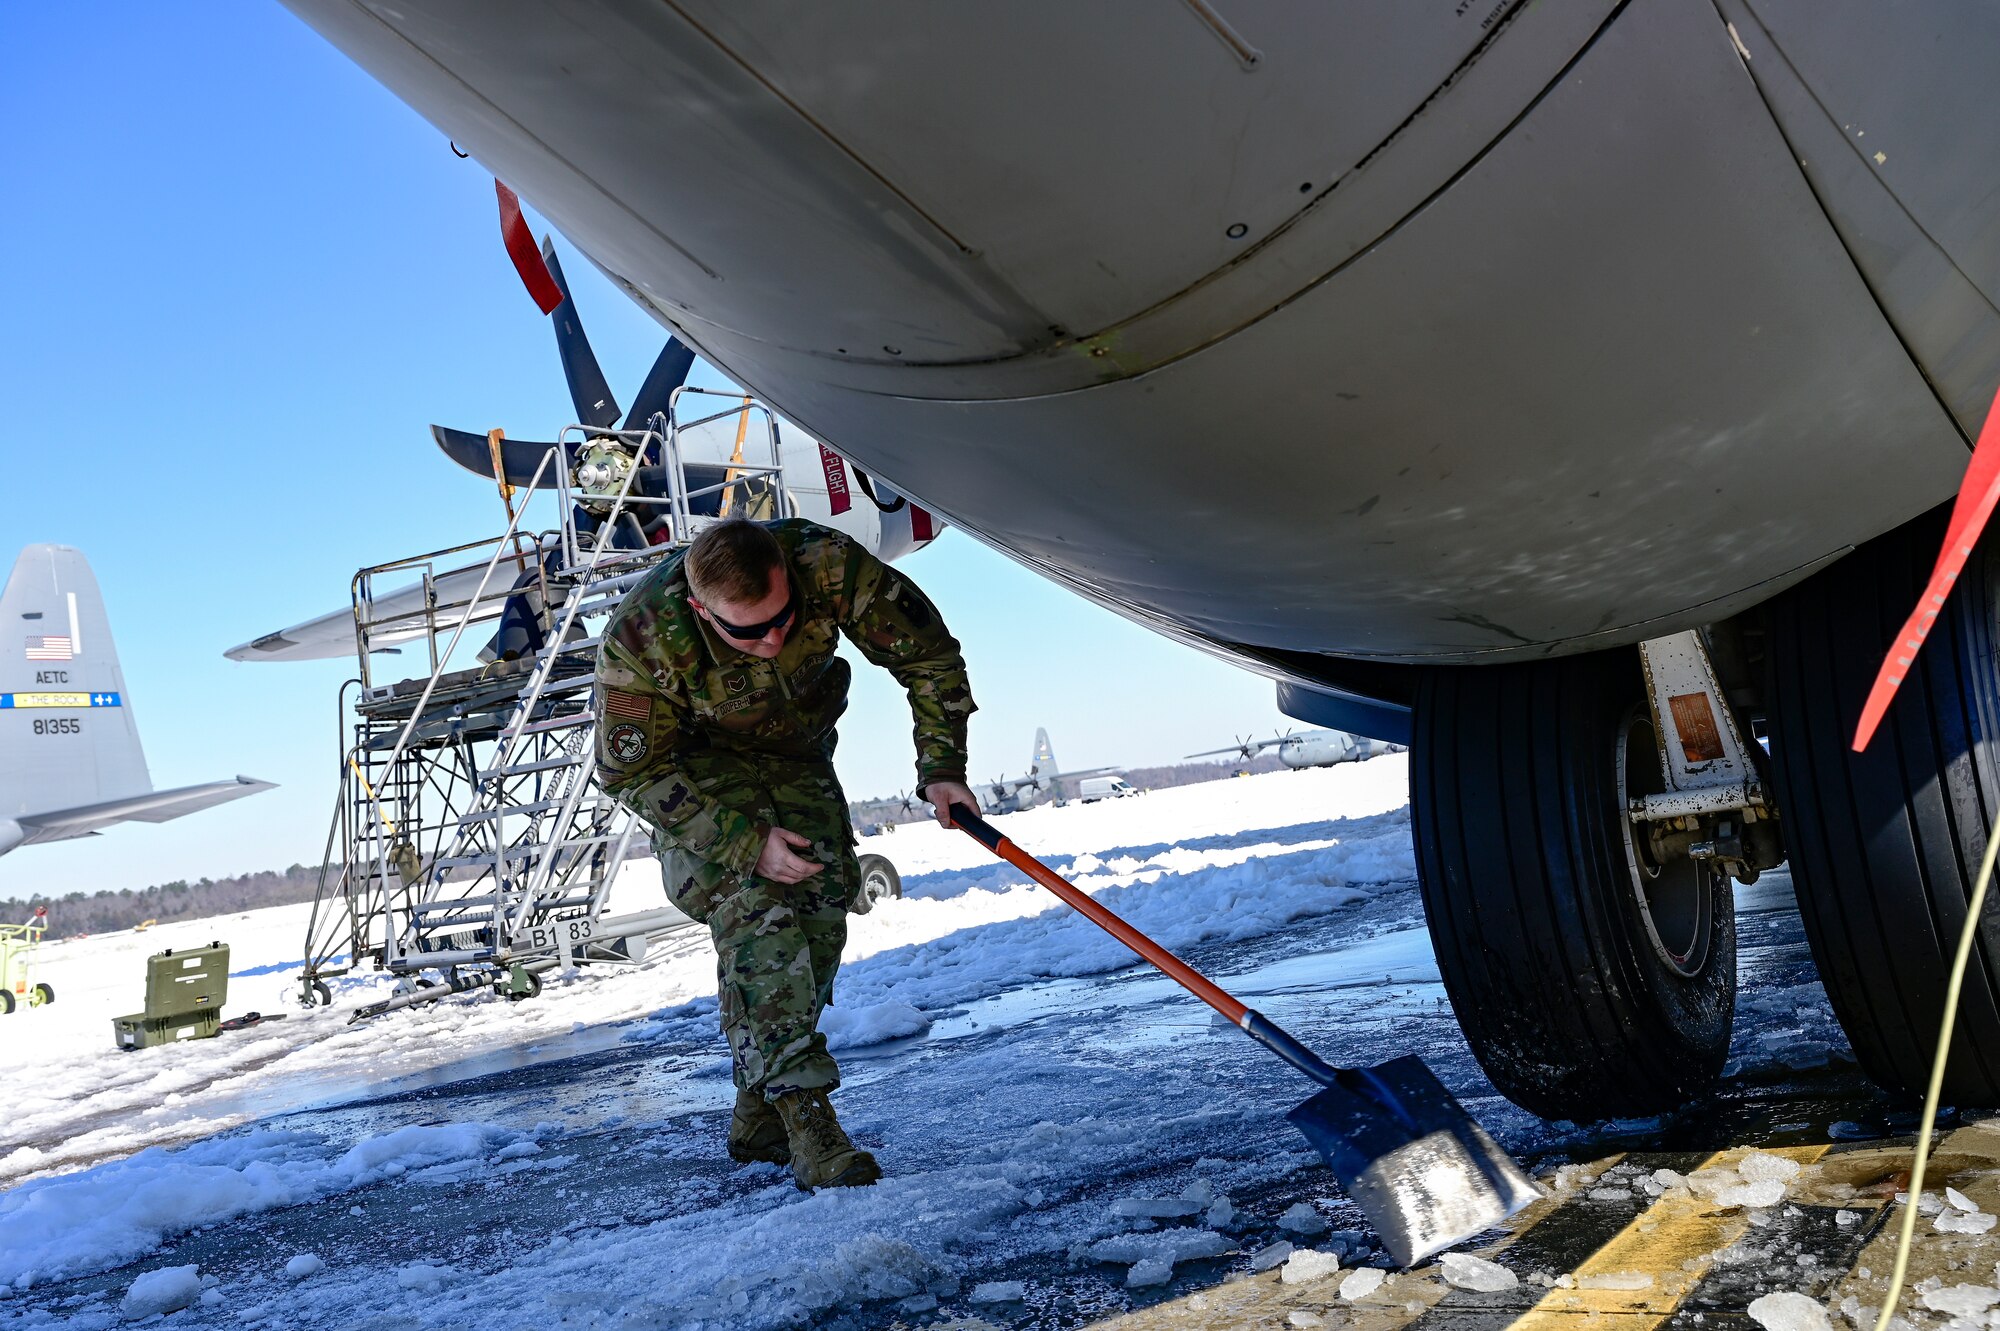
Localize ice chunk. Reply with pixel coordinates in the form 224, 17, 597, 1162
1590, 1187, 1635, 1201
1087, 1228, 1233, 1267
1113, 1197, 1205, 1219
819, 1000, 931, 1050
1182, 1179, 1215, 1206
1922, 1284, 2000, 1317
1835, 1211, 1861, 1227
1653, 1168, 1691, 1190
1341, 1267, 1389, 1301
1748, 1291, 1833, 1331
1127, 1258, 1173, 1288
1580, 1271, 1654, 1291
1948, 1187, 1981, 1212
1290, 1313, 1325, 1328
970, 1280, 1026, 1304
1439, 1254, 1518, 1292
1739, 1153, 1804, 1184
284, 1254, 324, 1279
122, 1265, 203, 1320
397, 1264, 455, 1292
1282, 1249, 1342, 1285
1715, 1180, 1788, 1210
1686, 1167, 1740, 1197
491, 1141, 541, 1162
1935, 1209, 1998, 1235
1206, 1197, 1236, 1229
1279, 1202, 1328, 1237
1252, 1241, 1294, 1273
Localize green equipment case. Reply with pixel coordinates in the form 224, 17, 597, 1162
112, 941, 229, 1051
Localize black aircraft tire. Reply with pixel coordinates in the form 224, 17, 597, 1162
1413, 650, 1737, 1120
0, 989, 12, 1016
1764, 505, 2000, 1105
852, 854, 903, 916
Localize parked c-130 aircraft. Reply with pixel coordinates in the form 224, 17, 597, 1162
0, 546, 272, 858
1188, 730, 1403, 771
279, 2, 2000, 1124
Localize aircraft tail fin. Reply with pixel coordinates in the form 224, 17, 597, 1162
1032, 726, 1056, 779
0, 545, 152, 824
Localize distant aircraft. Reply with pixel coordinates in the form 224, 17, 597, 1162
1188, 729, 1403, 772
0, 546, 273, 858
985, 728, 1116, 814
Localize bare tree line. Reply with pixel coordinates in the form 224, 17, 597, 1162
14, 864, 333, 939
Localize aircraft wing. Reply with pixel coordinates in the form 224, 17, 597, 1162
1184, 739, 1282, 759
17, 776, 277, 846
223, 550, 546, 664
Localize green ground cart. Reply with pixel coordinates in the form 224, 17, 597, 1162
0, 908, 52, 1015
113, 941, 229, 1050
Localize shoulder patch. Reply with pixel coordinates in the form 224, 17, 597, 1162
606, 723, 648, 764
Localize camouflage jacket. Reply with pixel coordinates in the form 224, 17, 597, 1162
594, 519, 974, 875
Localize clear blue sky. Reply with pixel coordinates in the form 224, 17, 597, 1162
0, 5, 1293, 901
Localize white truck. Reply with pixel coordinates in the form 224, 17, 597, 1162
1078, 776, 1139, 803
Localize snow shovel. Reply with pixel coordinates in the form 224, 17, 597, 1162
948, 805, 1541, 1266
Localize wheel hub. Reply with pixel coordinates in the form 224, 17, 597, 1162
1617, 708, 1717, 977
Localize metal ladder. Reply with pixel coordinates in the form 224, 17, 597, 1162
300, 392, 795, 1015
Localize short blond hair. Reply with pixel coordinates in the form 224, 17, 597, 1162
685, 519, 784, 605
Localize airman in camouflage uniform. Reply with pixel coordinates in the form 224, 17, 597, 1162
594, 517, 976, 1189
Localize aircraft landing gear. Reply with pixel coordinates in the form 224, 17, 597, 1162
1764, 505, 2000, 1106
1412, 649, 1743, 1120
852, 854, 903, 915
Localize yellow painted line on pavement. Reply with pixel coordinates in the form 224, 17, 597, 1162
1505, 1144, 1832, 1331
1828, 1124, 2000, 1317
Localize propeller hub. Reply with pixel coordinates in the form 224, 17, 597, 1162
573, 438, 636, 514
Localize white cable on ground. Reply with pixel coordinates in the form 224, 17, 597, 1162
1870, 807, 2000, 1331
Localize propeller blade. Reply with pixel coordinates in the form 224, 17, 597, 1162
496, 182, 562, 314
431, 426, 573, 489
541, 240, 623, 430
622, 338, 697, 431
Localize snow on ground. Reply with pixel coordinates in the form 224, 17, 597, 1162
0, 755, 1917, 1331
1, 761, 1414, 1316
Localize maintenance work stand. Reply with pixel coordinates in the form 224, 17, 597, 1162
296, 390, 789, 1019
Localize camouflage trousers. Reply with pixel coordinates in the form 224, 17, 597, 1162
655, 753, 860, 1100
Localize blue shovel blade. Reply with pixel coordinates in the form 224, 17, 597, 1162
1286, 1055, 1542, 1268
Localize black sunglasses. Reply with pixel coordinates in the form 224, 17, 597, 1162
704, 587, 798, 640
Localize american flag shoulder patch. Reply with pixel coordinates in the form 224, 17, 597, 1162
603, 688, 652, 723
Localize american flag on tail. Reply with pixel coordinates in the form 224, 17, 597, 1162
25, 635, 72, 661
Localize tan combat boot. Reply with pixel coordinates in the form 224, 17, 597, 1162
727, 1088, 790, 1166
772, 1088, 882, 1191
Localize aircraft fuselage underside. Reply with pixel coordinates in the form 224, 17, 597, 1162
277, 0, 1999, 710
